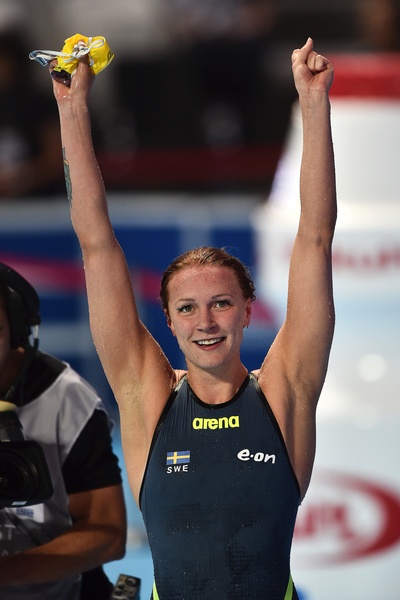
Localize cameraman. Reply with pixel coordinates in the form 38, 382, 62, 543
0, 263, 127, 599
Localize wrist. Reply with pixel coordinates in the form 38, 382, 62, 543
57, 98, 90, 120
299, 92, 331, 118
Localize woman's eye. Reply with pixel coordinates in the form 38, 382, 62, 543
177, 305, 192, 313
215, 300, 230, 308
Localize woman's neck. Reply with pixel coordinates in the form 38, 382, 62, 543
186, 363, 248, 405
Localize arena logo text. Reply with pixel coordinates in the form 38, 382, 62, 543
192, 416, 240, 430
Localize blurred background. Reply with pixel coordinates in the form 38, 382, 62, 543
0, 1, 400, 598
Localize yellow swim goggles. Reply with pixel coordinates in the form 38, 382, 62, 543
29, 34, 114, 83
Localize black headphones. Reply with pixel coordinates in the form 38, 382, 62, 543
0, 262, 41, 349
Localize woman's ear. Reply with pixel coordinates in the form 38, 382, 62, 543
244, 298, 252, 328
164, 309, 176, 336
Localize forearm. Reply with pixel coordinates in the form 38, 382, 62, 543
0, 519, 125, 586
57, 99, 113, 250
299, 92, 337, 238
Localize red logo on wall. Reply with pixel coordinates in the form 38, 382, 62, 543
293, 470, 400, 566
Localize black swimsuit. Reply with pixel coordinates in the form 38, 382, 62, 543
140, 374, 300, 599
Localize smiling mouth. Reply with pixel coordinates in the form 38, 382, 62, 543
195, 338, 224, 346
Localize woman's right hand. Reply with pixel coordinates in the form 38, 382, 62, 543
49, 57, 95, 108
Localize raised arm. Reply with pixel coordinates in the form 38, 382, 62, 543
259, 38, 336, 498
50, 59, 175, 497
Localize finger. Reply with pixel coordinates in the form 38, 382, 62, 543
315, 53, 330, 72
47, 58, 71, 87
51, 69, 72, 87
307, 52, 330, 74
47, 58, 57, 76
72, 57, 95, 87
291, 37, 313, 64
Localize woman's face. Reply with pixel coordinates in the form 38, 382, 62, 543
166, 264, 251, 373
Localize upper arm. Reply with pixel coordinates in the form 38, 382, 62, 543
80, 236, 176, 499
261, 227, 335, 407
82, 236, 175, 424
259, 228, 335, 498
283, 227, 335, 394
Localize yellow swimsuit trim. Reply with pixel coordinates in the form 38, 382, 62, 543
152, 573, 294, 599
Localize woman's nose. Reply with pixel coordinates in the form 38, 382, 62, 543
197, 308, 216, 330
